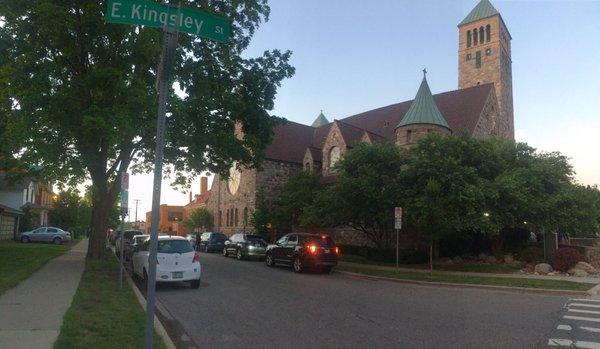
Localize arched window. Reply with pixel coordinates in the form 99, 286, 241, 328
473, 28, 478, 45
243, 207, 248, 226
329, 146, 340, 169
466, 30, 471, 47
226, 210, 229, 227
479, 26, 485, 43
219, 210, 222, 226
304, 162, 311, 171
234, 208, 238, 227
486, 25, 491, 42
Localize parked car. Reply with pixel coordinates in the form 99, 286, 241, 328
108, 230, 120, 246
21, 227, 71, 245
124, 234, 149, 262
115, 230, 143, 256
265, 233, 339, 273
197, 232, 228, 252
132, 236, 201, 289
222, 234, 267, 260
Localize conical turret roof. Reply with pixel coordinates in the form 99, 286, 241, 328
396, 72, 450, 130
459, 0, 499, 27
311, 111, 329, 127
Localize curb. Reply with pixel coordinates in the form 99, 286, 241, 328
587, 283, 600, 298
337, 270, 592, 297
125, 270, 176, 349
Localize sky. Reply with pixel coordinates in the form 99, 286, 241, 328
129, 0, 600, 217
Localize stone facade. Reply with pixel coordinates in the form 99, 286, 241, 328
458, 14, 513, 139
395, 124, 452, 148
471, 88, 499, 138
322, 123, 348, 174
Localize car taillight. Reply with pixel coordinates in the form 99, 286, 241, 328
308, 244, 317, 253
334, 246, 340, 254
193, 251, 200, 263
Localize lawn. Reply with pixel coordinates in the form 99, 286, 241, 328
337, 264, 595, 292
54, 254, 165, 349
0, 241, 69, 295
340, 254, 521, 274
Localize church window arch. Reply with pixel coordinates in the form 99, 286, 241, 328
473, 28, 478, 45
466, 30, 471, 47
486, 25, 491, 42
218, 210, 222, 226
479, 26, 485, 44
243, 207, 248, 226
226, 210, 229, 227
234, 208, 238, 227
328, 146, 341, 169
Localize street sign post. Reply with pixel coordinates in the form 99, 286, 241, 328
119, 175, 129, 290
394, 207, 402, 269
105, 1, 231, 348
105, 0, 231, 42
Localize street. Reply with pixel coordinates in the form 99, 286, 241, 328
147, 253, 574, 349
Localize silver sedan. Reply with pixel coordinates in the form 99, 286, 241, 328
21, 227, 72, 245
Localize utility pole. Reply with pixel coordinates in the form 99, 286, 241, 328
134, 199, 141, 226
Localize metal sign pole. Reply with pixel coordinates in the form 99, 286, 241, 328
395, 228, 399, 269
119, 212, 125, 289
144, 6, 180, 349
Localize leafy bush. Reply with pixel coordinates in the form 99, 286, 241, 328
552, 247, 588, 272
518, 245, 544, 263
339, 245, 427, 265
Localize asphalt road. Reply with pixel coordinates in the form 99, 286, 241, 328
151, 252, 572, 349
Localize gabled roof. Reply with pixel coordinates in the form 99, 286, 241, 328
311, 111, 329, 127
396, 75, 450, 130
459, 0, 499, 26
264, 121, 315, 164
335, 120, 366, 147
307, 147, 323, 163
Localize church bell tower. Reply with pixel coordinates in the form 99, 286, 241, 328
458, 0, 514, 139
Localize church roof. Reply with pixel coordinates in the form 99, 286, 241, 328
311, 111, 329, 127
396, 75, 450, 130
459, 0, 499, 27
263, 84, 494, 164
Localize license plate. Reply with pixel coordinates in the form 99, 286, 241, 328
324, 249, 330, 253
172, 272, 183, 279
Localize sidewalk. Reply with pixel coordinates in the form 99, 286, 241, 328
0, 239, 88, 349
339, 261, 600, 284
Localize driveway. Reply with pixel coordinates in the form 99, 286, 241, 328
148, 252, 572, 349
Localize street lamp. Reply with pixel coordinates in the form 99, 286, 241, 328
483, 212, 490, 217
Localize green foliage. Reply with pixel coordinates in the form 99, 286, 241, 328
276, 171, 321, 229
339, 245, 427, 265
249, 192, 277, 240
0, 1, 294, 257
182, 207, 212, 232
303, 142, 405, 248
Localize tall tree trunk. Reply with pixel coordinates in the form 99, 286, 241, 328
87, 195, 109, 259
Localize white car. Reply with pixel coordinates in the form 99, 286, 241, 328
132, 236, 201, 289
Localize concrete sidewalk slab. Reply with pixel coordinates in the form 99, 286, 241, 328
0, 239, 88, 349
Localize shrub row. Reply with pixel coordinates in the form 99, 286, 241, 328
339, 245, 428, 265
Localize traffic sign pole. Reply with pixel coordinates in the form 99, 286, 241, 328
144, 9, 180, 349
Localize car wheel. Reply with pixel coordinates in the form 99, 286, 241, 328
236, 249, 244, 260
293, 256, 303, 273
21, 236, 30, 243
265, 253, 275, 267
222, 248, 228, 257
53, 237, 62, 245
190, 279, 200, 289
322, 266, 333, 274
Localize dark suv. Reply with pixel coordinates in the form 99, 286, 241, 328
265, 233, 339, 273
223, 233, 267, 260
198, 232, 228, 252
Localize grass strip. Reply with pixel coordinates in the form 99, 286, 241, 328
340, 254, 521, 273
0, 242, 69, 295
337, 264, 595, 292
54, 255, 166, 349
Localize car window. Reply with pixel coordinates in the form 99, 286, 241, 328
214, 233, 227, 240
300, 235, 335, 247
157, 240, 194, 254
287, 235, 297, 244
47, 228, 58, 234
245, 235, 265, 243
201, 233, 209, 240
230, 234, 239, 242
33, 228, 46, 234
276, 235, 288, 245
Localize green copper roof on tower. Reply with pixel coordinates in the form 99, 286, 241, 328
459, 0, 500, 26
311, 110, 329, 127
396, 70, 450, 130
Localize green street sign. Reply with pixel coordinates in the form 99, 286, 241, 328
106, 0, 231, 43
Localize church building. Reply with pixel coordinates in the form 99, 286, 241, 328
206, 0, 514, 239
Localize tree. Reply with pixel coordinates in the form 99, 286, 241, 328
303, 142, 405, 248
182, 207, 212, 233
0, 1, 294, 258
250, 192, 277, 241
276, 171, 322, 230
